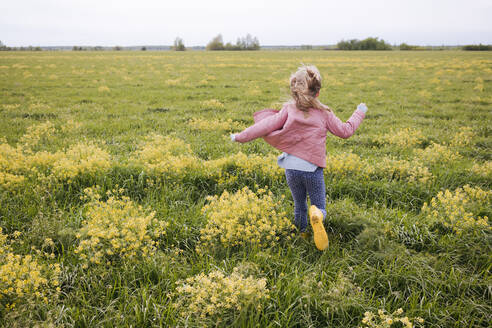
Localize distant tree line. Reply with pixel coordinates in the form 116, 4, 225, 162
71, 45, 174, 51
72, 46, 106, 51
334, 38, 480, 51
0, 41, 42, 51
399, 43, 425, 51
462, 44, 492, 51
301, 45, 313, 50
3, 39, 491, 52
336, 37, 391, 50
206, 34, 260, 51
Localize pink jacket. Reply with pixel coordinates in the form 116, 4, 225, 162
234, 103, 365, 167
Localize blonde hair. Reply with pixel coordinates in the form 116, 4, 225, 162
290, 65, 331, 112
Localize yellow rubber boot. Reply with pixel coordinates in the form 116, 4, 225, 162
309, 205, 328, 251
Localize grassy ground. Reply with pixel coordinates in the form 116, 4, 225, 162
0, 50, 491, 327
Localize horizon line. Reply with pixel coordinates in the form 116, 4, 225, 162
4, 42, 489, 48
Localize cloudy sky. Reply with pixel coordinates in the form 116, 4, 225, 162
1, 0, 491, 47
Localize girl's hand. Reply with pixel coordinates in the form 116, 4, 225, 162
230, 134, 236, 142
357, 103, 368, 113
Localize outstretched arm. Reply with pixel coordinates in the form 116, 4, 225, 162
233, 108, 288, 143
326, 103, 367, 139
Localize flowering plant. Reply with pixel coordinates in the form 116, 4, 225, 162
421, 185, 491, 234
0, 229, 61, 311
171, 267, 269, 324
74, 187, 168, 267
360, 308, 424, 328
197, 187, 294, 253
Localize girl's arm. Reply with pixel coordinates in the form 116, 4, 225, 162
234, 108, 288, 143
326, 104, 367, 139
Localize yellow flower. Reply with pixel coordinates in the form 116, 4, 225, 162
415, 142, 461, 164
201, 99, 224, 109
421, 185, 491, 234
19, 121, 55, 152
360, 308, 423, 327
0, 228, 60, 310
188, 118, 245, 132
74, 187, 168, 266
450, 127, 474, 147
51, 142, 111, 180
374, 128, 426, 148
197, 187, 293, 253
171, 267, 269, 323
470, 161, 492, 177
98, 85, 110, 92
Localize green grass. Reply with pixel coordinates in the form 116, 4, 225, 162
0, 50, 491, 327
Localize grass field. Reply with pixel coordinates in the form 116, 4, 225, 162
0, 50, 491, 327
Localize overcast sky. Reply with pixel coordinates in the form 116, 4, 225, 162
1, 0, 491, 47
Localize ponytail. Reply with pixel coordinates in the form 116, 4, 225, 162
290, 65, 331, 112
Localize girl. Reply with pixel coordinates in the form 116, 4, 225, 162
231, 65, 367, 250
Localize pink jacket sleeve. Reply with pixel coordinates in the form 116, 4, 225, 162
326, 109, 365, 139
234, 108, 288, 143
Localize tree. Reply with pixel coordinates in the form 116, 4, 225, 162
359, 37, 391, 50
141, 46, 147, 51
173, 37, 186, 51
399, 43, 424, 51
462, 44, 492, 51
217, 34, 260, 51
224, 42, 237, 50
206, 34, 225, 50
336, 37, 391, 50
240, 34, 260, 50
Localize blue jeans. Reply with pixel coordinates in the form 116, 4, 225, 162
285, 167, 327, 232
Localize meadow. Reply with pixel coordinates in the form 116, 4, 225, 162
0, 50, 491, 327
